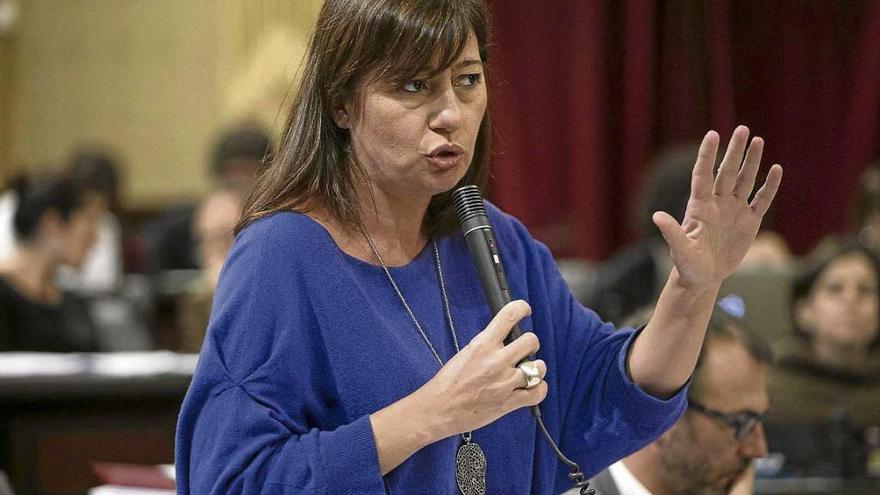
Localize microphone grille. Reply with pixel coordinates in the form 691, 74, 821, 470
452, 185, 487, 225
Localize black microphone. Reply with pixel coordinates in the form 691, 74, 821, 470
453, 186, 597, 495
452, 185, 523, 345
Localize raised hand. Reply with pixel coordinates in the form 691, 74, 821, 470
652, 126, 783, 288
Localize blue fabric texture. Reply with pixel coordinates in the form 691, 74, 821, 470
175, 203, 688, 494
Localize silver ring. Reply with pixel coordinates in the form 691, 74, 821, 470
517, 361, 541, 389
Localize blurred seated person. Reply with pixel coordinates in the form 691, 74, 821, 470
765, 239, 880, 475
56, 147, 124, 294
739, 230, 792, 271
178, 188, 241, 352
0, 174, 102, 352
0, 149, 122, 294
579, 303, 771, 495
581, 144, 697, 325
140, 123, 271, 272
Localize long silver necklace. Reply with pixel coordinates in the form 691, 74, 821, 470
363, 231, 487, 495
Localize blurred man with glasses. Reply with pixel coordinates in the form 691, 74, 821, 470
578, 301, 772, 495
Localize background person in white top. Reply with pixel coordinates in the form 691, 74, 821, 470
574, 302, 771, 495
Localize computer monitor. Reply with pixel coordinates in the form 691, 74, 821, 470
719, 266, 794, 347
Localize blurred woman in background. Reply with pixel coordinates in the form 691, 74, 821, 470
0, 174, 103, 352
766, 240, 880, 475
787, 241, 880, 381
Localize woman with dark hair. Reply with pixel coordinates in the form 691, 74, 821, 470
768, 240, 880, 425
764, 240, 880, 476
59, 147, 124, 294
175, 1, 782, 493
0, 174, 102, 352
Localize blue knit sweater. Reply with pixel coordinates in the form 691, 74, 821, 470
175, 204, 687, 494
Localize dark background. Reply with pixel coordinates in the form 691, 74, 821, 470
486, 1, 880, 260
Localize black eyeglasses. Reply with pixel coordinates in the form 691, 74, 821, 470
687, 400, 767, 441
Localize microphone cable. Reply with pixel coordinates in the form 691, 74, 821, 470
453, 186, 595, 495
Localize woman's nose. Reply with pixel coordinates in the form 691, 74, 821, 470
428, 89, 463, 135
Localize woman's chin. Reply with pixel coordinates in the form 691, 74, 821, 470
428, 179, 466, 197
429, 168, 470, 195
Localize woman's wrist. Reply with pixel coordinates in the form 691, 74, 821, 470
668, 266, 723, 294
369, 386, 448, 475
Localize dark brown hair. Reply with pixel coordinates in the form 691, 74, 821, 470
791, 239, 880, 349
13, 174, 87, 242
236, 0, 491, 236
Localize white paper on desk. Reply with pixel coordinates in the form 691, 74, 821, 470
87, 352, 199, 377
157, 464, 175, 480
89, 486, 175, 495
0, 352, 199, 378
0, 353, 88, 377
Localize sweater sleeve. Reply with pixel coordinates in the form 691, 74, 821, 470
540, 242, 688, 477
175, 218, 385, 494
490, 208, 688, 478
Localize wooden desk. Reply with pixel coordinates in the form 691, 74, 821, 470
0, 353, 194, 495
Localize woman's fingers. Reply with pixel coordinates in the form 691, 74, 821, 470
732, 136, 764, 199
713, 125, 750, 196
508, 381, 549, 409
500, 331, 540, 364
691, 130, 721, 200
749, 164, 783, 216
652, 210, 688, 253
472, 300, 531, 346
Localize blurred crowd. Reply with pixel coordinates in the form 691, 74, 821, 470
0, 122, 271, 354
569, 147, 880, 489
0, 132, 878, 488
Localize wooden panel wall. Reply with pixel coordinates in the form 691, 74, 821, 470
8, 0, 321, 208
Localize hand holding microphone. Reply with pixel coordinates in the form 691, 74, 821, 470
404, 187, 548, 441
451, 186, 596, 494
453, 186, 542, 392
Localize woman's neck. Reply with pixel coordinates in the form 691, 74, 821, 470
0, 245, 61, 303
811, 338, 871, 370
310, 182, 432, 266
360, 189, 431, 264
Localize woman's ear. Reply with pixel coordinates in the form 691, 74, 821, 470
333, 108, 349, 129
332, 106, 351, 129
332, 90, 359, 129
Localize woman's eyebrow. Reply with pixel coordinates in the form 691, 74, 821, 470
454, 59, 483, 69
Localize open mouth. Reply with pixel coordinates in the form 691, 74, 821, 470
425, 151, 463, 169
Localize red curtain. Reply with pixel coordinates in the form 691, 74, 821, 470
486, 1, 880, 259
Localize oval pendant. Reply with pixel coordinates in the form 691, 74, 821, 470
455, 439, 487, 495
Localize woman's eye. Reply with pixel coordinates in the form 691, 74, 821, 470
401, 80, 426, 93
822, 282, 843, 295
455, 73, 482, 87
858, 284, 878, 296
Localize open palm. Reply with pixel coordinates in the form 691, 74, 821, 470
653, 126, 783, 287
